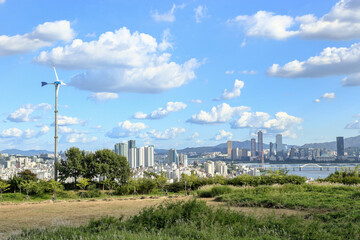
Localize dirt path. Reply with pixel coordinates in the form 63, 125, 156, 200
0, 196, 305, 239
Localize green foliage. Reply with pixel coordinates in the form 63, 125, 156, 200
197, 185, 233, 198
85, 184, 101, 198
0, 180, 10, 200
18, 170, 37, 181
58, 147, 86, 184
320, 167, 360, 184
77, 178, 90, 191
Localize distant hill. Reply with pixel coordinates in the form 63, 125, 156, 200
302, 135, 360, 151
0, 149, 52, 156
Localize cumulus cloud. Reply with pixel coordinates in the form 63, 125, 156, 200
0, 127, 48, 139
194, 5, 208, 23
215, 79, 244, 100
151, 4, 184, 22
7, 103, 52, 122
225, 70, 234, 74
191, 132, 199, 139
88, 92, 118, 102
133, 101, 187, 119
230, 111, 302, 138
106, 120, 148, 138
0, 20, 74, 56
187, 103, 250, 124
147, 127, 185, 140
55, 115, 86, 126
314, 99, 321, 103
321, 92, 335, 100
240, 70, 257, 75
229, 11, 299, 40
35, 27, 200, 94
267, 42, 360, 78
213, 130, 232, 141
229, 0, 360, 40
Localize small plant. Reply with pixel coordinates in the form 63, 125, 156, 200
0, 180, 10, 201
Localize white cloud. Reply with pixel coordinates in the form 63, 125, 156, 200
215, 79, 244, 100
214, 130, 232, 141
191, 132, 199, 139
241, 39, 246, 48
230, 0, 360, 41
0, 0, 5, 4
0, 127, 48, 139
231, 112, 270, 128
147, 127, 185, 140
230, 11, 298, 40
106, 120, 148, 138
56, 115, 85, 126
188, 103, 250, 124
88, 92, 118, 102
64, 134, 97, 143
320, 92, 335, 100
345, 120, 360, 129
194, 5, 208, 23
158, 29, 173, 51
191, 99, 203, 104
267, 42, 360, 78
0, 20, 74, 56
151, 4, 184, 22
342, 73, 360, 86
7, 103, 52, 122
133, 101, 187, 119
314, 99, 321, 103
230, 111, 303, 138
35, 27, 200, 94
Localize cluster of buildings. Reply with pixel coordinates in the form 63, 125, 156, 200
114, 140, 154, 168
0, 153, 55, 180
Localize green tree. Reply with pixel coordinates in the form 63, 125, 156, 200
20, 181, 36, 199
103, 178, 117, 195
57, 147, 86, 185
0, 180, 10, 201
77, 178, 90, 198
95, 149, 130, 184
47, 180, 63, 200
156, 173, 168, 192
18, 170, 37, 181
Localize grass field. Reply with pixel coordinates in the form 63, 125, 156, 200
6, 183, 360, 239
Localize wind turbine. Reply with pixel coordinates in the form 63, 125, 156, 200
41, 65, 66, 181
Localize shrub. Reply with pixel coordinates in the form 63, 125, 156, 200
85, 184, 101, 198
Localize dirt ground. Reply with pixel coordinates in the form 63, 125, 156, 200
0, 196, 304, 239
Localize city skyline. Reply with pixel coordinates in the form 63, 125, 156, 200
1, 0, 360, 152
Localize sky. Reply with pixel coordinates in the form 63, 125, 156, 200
1, 0, 360, 151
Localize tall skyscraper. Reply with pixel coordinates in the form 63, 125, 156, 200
128, 147, 137, 168
231, 148, 240, 161
227, 140, 232, 157
137, 147, 145, 167
128, 140, 136, 149
269, 142, 274, 157
168, 149, 178, 165
251, 138, 256, 157
114, 143, 121, 155
144, 145, 154, 167
337, 137, 344, 157
115, 143, 128, 160
276, 134, 283, 155
258, 131, 263, 160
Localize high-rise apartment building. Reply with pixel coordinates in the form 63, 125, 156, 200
137, 147, 145, 167
276, 134, 283, 154
144, 145, 154, 167
269, 142, 274, 157
128, 147, 137, 168
251, 138, 256, 157
168, 149, 178, 165
215, 161, 228, 176
231, 148, 240, 161
128, 140, 136, 149
227, 140, 232, 157
337, 137, 344, 157
258, 131, 263, 161
204, 161, 215, 176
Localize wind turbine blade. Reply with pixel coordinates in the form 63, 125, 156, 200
53, 65, 60, 82
41, 82, 48, 87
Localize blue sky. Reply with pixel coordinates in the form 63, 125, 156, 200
1, 0, 360, 151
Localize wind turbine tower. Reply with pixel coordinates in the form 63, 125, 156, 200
41, 65, 66, 181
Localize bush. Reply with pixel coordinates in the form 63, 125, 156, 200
85, 184, 101, 198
